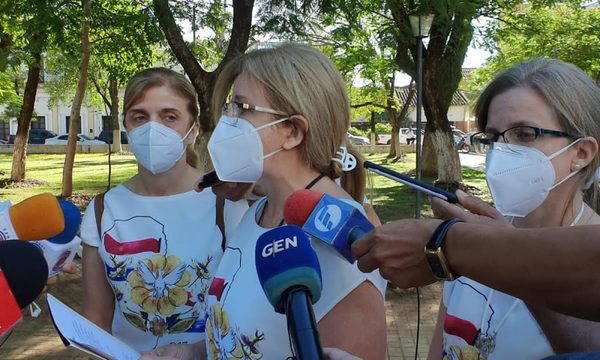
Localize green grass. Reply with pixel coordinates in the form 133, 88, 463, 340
0, 153, 138, 204
364, 153, 490, 223
0, 151, 489, 223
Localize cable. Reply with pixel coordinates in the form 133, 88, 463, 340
414, 286, 421, 360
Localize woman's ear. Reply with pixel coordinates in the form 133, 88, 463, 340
281, 115, 309, 150
572, 136, 598, 171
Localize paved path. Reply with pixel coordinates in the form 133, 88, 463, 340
459, 152, 485, 172
0, 259, 442, 359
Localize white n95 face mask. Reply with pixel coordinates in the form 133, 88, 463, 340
485, 139, 581, 217
128, 121, 194, 175
208, 115, 287, 183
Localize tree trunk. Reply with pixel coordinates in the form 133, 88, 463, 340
152, 0, 253, 171
389, 83, 414, 159
62, 0, 91, 197
109, 76, 121, 153
10, 33, 44, 182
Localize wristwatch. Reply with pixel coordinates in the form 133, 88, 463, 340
424, 218, 463, 281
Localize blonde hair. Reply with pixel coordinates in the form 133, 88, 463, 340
475, 58, 600, 212
123, 67, 200, 167
212, 43, 366, 201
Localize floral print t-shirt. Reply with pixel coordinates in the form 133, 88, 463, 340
80, 184, 247, 352
205, 197, 387, 359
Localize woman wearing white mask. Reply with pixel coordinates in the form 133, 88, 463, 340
80, 68, 248, 352
199, 43, 386, 359
428, 59, 600, 360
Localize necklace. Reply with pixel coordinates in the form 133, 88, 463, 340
257, 173, 326, 227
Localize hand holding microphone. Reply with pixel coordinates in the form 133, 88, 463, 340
255, 225, 324, 360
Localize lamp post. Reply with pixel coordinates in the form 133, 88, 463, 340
409, 13, 434, 219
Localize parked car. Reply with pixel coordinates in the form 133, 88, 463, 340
346, 132, 370, 145
45, 134, 106, 145
376, 134, 392, 145
399, 128, 424, 145
29, 129, 59, 144
96, 129, 128, 144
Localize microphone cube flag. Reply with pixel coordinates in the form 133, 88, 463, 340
297, 193, 373, 263
255, 225, 322, 314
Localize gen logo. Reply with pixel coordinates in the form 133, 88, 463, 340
262, 236, 299, 257
314, 204, 342, 232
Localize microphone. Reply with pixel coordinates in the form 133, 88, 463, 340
283, 189, 373, 263
0, 193, 65, 241
363, 161, 458, 203
0, 241, 48, 322
31, 200, 82, 277
197, 171, 224, 189
255, 225, 323, 360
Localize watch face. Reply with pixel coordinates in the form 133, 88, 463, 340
425, 251, 452, 280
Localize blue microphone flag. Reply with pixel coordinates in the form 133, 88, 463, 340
255, 225, 322, 314
301, 194, 374, 263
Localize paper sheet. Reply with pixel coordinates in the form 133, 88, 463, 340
47, 294, 140, 360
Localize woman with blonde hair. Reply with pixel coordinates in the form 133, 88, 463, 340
81, 68, 248, 352
142, 43, 387, 360
428, 58, 600, 359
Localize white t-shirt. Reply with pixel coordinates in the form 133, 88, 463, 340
204, 197, 387, 359
80, 184, 248, 352
442, 277, 554, 359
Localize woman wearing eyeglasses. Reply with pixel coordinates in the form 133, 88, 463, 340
427, 59, 600, 360
193, 43, 386, 360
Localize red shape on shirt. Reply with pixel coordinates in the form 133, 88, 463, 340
103, 232, 161, 255
444, 313, 478, 345
208, 278, 226, 301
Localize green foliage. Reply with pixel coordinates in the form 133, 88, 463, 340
348, 126, 369, 137
375, 122, 392, 134
0, 67, 23, 119
471, 5, 600, 94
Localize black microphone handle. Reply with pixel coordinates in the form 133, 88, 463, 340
285, 287, 324, 360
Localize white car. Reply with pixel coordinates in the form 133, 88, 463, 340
346, 132, 370, 145
45, 134, 106, 145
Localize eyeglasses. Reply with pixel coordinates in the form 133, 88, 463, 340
471, 126, 576, 149
222, 101, 287, 118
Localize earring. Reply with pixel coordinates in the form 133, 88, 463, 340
573, 163, 581, 170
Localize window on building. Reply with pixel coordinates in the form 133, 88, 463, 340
0, 121, 9, 142
31, 116, 46, 130
102, 115, 112, 131
65, 116, 82, 134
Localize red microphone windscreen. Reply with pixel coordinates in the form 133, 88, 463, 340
283, 189, 323, 226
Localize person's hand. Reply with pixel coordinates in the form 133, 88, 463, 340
352, 219, 442, 289
42, 262, 79, 294
323, 347, 362, 360
431, 190, 512, 227
139, 342, 204, 360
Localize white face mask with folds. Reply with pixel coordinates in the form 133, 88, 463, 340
128, 121, 195, 175
485, 139, 581, 217
207, 115, 288, 183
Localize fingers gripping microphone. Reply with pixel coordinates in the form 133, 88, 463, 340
255, 225, 324, 360
0, 241, 48, 337
284, 190, 373, 263
0, 193, 65, 241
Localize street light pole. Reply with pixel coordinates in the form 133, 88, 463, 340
409, 13, 434, 219
415, 32, 424, 219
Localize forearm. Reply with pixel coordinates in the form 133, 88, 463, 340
528, 304, 600, 353
445, 224, 600, 320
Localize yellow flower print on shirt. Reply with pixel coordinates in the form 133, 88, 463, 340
206, 303, 265, 360
128, 254, 192, 316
